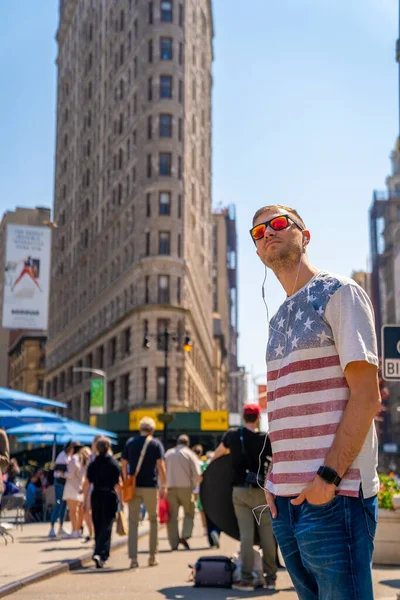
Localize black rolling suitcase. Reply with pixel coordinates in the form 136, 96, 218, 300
193, 556, 234, 588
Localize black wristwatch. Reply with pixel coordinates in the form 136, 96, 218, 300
317, 466, 342, 487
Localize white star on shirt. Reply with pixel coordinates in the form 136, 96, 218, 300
275, 344, 284, 357
308, 294, 316, 303
304, 317, 314, 330
317, 331, 330, 344
295, 309, 304, 321
277, 316, 285, 329
317, 306, 324, 316
323, 282, 332, 291
287, 326, 293, 339
291, 335, 299, 349
287, 300, 294, 312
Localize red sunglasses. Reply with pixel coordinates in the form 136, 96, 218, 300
249, 214, 303, 243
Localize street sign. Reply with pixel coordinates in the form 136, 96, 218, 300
200, 411, 229, 431
382, 324, 400, 381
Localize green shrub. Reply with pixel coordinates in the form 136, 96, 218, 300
378, 473, 400, 510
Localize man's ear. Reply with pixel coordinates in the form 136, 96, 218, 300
256, 249, 260, 257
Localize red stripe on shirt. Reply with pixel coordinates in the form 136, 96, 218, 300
270, 399, 348, 421
269, 468, 361, 484
269, 422, 339, 442
268, 355, 341, 382
273, 447, 330, 463
267, 377, 348, 402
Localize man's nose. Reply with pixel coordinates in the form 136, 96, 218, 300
263, 226, 275, 239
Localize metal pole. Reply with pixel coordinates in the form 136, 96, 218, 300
52, 433, 57, 463
103, 372, 108, 414
162, 328, 169, 448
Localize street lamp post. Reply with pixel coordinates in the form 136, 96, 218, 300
72, 367, 108, 414
144, 328, 192, 448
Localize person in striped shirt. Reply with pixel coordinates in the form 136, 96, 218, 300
250, 204, 381, 600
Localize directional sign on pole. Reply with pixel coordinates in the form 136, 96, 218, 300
381, 325, 400, 381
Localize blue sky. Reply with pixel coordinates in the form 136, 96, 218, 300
0, 1, 398, 398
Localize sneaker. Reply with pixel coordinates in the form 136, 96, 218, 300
232, 581, 255, 592
62, 532, 73, 539
210, 530, 220, 548
130, 559, 139, 569
71, 531, 80, 539
48, 528, 56, 538
83, 536, 92, 543
179, 537, 190, 550
58, 527, 68, 537
93, 554, 104, 569
265, 575, 277, 591
148, 555, 159, 567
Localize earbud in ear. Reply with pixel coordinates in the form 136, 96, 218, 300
302, 235, 308, 247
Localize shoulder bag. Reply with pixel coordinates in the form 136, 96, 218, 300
122, 435, 153, 503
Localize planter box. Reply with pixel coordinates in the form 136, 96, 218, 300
373, 508, 400, 566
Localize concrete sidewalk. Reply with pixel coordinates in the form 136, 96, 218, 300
1, 515, 400, 599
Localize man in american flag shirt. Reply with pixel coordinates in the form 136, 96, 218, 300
250, 204, 381, 600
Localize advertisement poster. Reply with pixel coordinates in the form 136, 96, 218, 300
2, 225, 51, 330
90, 379, 105, 414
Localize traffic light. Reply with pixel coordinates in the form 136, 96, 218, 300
183, 335, 192, 352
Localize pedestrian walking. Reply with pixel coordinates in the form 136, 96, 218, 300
212, 404, 277, 591
84, 437, 122, 569
0, 428, 10, 500
48, 441, 76, 538
192, 444, 207, 536
62, 444, 88, 538
121, 417, 167, 569
250, 204, 381, 599
165, 434, 200, 551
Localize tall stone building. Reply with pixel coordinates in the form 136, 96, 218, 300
0, 206, 51, 388
46, 0, 215, 421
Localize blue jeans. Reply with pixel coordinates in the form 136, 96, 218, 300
50, 482, 67, 527
272, 492, 378, 600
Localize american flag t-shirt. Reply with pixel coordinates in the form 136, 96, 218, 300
265, 271, 379, 498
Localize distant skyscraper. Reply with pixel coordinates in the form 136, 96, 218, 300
46, 0, 215, 420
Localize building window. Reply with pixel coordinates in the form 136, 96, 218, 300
178, 79, 183, 103
145, 232, 150, 256
145, 275, 150, 303
158, 275, 170, 303
134, 56, 138, 78
157, 319, 169, 350
108, 380, 116, 411
157, 367, 167, 401
160, 37, 173, 60
159, 231, 170, 255
179, 3, 183, 27
177, 233, 181, 257
159, 113, 172, 137
147, 154, 152, 177
159, 152, 172, 176
178, 194, 182, 218
149, 2, 154, 24
148, 77, 153, 101
178, 155, 182, 179
76, 360, 83, 383
123, 327, 131, 355
161, 0, 173, 22
159, 191, 171, 215
177, 277, 181, 304
148, 39, 153, 62
179, 42, 183, 65
146, 193, 151, 217
142, 367, 148, 401
68, 366, 73, 386
176, 367, 182, 400
109, 337, 117, 365
97, 346, 104, 369
147, 115, 153, 139
160, 75, 172, 98
178, 118, 183, 141
121, 373, 130, 405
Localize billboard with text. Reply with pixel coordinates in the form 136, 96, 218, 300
2, 225, 51, 330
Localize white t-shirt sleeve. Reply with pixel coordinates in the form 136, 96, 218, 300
324, 283, 378, 371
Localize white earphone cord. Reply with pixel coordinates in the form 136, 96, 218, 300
252, 255, 303, 526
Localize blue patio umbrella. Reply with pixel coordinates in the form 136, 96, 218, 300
0, 407, 64, 429
17, 434, 117, 446
0, 387, 66, 411
6, 420, 118, 461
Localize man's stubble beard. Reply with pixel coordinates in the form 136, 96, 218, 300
264, 240, 302, 275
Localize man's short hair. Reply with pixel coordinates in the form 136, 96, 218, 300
96, 436, 111, 456
252, 204, 306, 229
177, 434, 190, 446
139, 417, 156, 433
